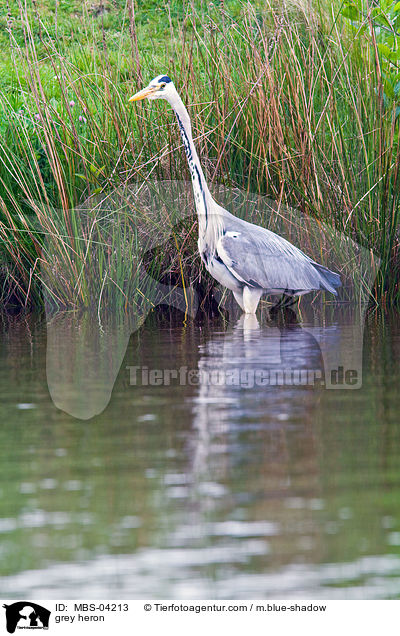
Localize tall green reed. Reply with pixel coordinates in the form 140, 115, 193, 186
0, 1, 398, 310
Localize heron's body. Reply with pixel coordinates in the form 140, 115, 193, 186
130, 76, 341, 313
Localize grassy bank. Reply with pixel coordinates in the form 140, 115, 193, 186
0, 0, 398, 311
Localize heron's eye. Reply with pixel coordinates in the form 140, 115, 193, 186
160, 83, 166, 89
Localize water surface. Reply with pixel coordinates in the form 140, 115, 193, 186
0, 308, 399, 599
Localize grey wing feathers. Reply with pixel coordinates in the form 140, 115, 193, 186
217, 219, 341, 295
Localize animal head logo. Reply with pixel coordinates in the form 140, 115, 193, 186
2, 602, 51, 633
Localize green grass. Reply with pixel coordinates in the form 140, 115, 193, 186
0, 0, 399, 311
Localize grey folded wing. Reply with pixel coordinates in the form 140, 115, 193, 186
216, 226, 340, 294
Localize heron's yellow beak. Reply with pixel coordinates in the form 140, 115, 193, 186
128, 87, 155, 102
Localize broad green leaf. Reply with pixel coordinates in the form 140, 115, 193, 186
377, 43, 392, 59
383, 78, 395, 98
371, 7, 382, 17
373, 12, 393, 28
341, 3, 360, 20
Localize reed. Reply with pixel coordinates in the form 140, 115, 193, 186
0, 0, 398, 310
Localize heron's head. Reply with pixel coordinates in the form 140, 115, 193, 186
129, 75, 176, 103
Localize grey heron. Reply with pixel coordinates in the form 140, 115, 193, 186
129, 75, 341, 314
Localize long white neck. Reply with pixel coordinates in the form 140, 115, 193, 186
166, 92, 223, 253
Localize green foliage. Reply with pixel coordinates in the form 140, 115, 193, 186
0, 1, 399, 309
341, 0, 400, 103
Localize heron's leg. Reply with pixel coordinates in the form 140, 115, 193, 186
233, 290, 245, 311
243, 286, 263, 314
271, 294, 286, 310
271, 294, 298, 311
281, 295, 299, 309
272, 296, 283, 310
